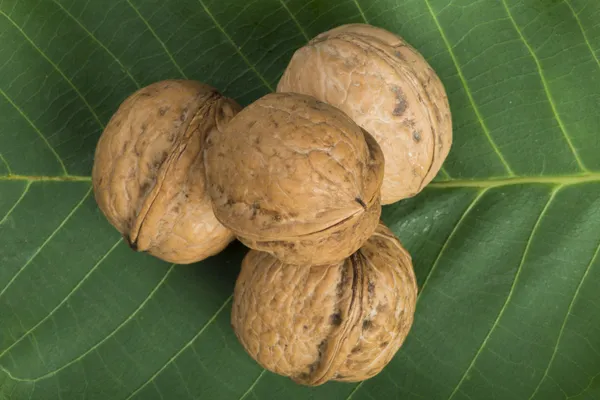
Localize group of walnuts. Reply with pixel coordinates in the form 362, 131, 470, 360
92, 24, 452, 385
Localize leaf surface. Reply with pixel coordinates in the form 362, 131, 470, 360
1, 0, 600, 399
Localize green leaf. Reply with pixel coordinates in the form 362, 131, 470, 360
1, 0, 599, 398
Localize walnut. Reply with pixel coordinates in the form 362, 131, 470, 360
92, 80, 241, 264
278, 23, 452, 204
232, 223, 417, 385
204, 92, 384, 265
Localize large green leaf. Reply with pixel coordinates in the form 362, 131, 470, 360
1, 0, 599, 398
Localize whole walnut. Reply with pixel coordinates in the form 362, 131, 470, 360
204, 92, 384, 265
92, 80, 241, 264
232, 223, 417, 385
278, 24, 452, 204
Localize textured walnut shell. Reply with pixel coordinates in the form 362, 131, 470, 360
92, 80, 241, 264
204, 92, 384, 265
277, 24, 452, 204
232, 223, 417, 385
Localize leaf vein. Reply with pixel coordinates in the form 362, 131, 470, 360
124, 295, 233, 399
0, 185, 92, 299
422, 0, 515, 176
0, 239, 122, 359
439, 166, 451, 179
429, 173, 600, 189
0, 87, 68, 175
346, 381, 364, 400
353, 0, 368, 23
0, 264, 176, 382
0, 10, 105, 130
566, 371, 600, 399
239, 369, 267, 400
447, 187, 559, 400
419, 188, 488, 295
565, 0, 600, 71
0, 175, 91, 182
501, 0, 587, 173
51, 0, 140, 89
0, 153, 10, 175
124, 0, 187, 79
0, 181, 30, 225
196, 0, 274, 91
278, 0, 309, 41
528, 238, 600, 399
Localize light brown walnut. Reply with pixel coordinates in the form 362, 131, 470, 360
92, 80, 240, 264
278, 24, 452, 204
232, 223, 418, 385
204, 92, 384, 265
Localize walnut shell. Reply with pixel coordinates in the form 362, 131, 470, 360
204, 92, 384, 265
232, 223, 417, 385
92, 80, 241, 264
277, 24, 452, 204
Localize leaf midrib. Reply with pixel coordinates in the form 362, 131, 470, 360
2, 172, 600, 188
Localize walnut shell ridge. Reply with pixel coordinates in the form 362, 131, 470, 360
278, 23, 452, 204
204, 92, 385, 265
232, 223, 418, 385
92, 80, 241, 264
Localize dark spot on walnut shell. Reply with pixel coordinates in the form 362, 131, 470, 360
251, 202, 260, 219
330, 313, 342, 326
140, 181, 151, 195
391, 86, 407, 116
179, 107, 189, 122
